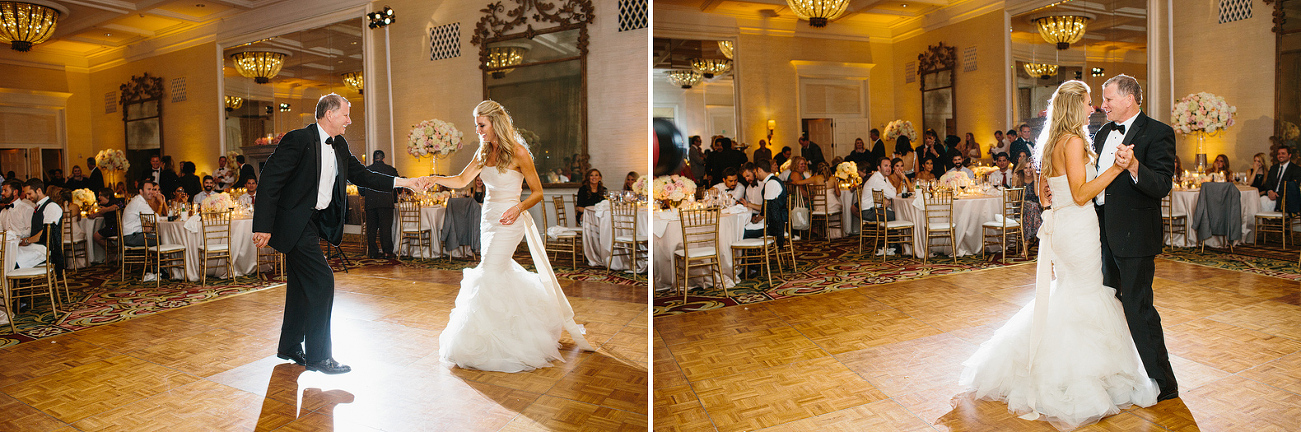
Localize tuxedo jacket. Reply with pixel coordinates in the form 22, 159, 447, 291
1259, 162, 1301, 197
237, 164, 257, 188
1091, 112, 1177, 257
87, 167, 105, 189
362, 161, 400, 209
254, 124, 395, 250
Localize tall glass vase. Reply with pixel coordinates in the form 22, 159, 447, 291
1193, 133, 1208, 174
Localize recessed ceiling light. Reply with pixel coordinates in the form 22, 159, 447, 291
196, 3, 205, 7
901, 4, 907, 7
351, 42, 357, 45
105, 33, 112, 36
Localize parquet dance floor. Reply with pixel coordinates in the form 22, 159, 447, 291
654, 259, 1301, 431
0, 264, 648, 431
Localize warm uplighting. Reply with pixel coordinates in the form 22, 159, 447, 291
224, 95, 243, 111
767, 119, 776, 140
486, 46, 525, 79
230, 49, 290, 84
785, 0, 849, 28
0, 1, 68, 52
342, 71, 363, 94
1023, 62, 1059, 79
1034, 14, 1091, 50
690, 58, 730, 79
666, 69, 702, 89
718, 40, 733, 59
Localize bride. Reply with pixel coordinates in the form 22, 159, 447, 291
957, 80, 1158, 430
430, 100, 593, 372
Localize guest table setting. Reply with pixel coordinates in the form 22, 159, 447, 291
581, 193, 650, 272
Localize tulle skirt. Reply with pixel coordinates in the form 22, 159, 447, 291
437, 257, 565, 373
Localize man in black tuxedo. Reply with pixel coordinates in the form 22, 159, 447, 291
1092, 74, 1179, 402
1259, 145, 1301, 211
1009, 124, 1035, 165
253, 93, 427, 374
363, 150, 400, 259
86, 157, 105, 190
236, 154, 257, 188
799, 135, 825, 168
868, 129, 888, 163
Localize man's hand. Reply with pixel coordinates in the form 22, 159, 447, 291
253, 232, 270, 248
1269, 190, 1279, 200
1114, 145, 1133, 169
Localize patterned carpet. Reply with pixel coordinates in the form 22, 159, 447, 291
1158, 244, 1301, 280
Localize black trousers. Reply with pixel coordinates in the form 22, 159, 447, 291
1097, 206, 1178, 393
365, 207, 394, 256
279, 214, 335, 363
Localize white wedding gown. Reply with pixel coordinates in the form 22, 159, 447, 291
959, 164, 1158, 430
438, 167, 592, 372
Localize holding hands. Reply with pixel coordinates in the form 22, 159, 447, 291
1113, 144, 1138, 173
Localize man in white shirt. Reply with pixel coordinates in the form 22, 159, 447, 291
741, 164, 763, 213
15, 179, 63, 269
711, 167, 745, 205
946, 154, 976, 179
0, 179, 34, 236
214, 156, 235, 191
237, 177, 258, 207
988, 130, 1010, 158
123, 178, 164, 247
988, 152, 1014, 188
193, 175, 217, 206
860, 157, 898, 222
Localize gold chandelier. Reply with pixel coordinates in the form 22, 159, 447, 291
785, 0, 850, 28
486, 46, 526, 79
342, 72, 363, 94
718, 40, 733, 60
1023, 62, 1059, 79
666, 69, 702, 89
1034, 15, 1091, 50
230, 49, 290, 84
224, 95, 243, 111
691, 58, 731, 79
0, 1, 69, 52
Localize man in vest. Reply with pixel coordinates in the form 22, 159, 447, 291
742, 159, 788, 247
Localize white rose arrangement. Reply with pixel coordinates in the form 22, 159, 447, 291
407, 119, 464, 158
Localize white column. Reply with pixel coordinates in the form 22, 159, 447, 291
1147, 0, 1174, 123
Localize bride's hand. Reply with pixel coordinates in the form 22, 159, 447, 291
500, 204, 522, 225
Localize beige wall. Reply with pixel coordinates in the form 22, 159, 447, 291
1173, 1, 1275, 172
3, 65, 95, 173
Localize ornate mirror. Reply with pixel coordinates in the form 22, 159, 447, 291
472, 0, 593, 185
121, 73, 164, 182
919, 43, 956, 138
1272, 0, 1301, 143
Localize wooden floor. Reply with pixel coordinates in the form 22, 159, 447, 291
0, 264, 648, 431
654, 259, 1301, 431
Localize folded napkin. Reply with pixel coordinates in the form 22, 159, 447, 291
723, 204, 748, 215
546, 225, 575, 240
653, 211, 676, 238
993, 214, 1019, 225
183, 214, 202, 233
912, 194, 926, 210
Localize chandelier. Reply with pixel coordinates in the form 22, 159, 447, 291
0, 1, 69, 52
224, 95, 243, 111
690, 58, 731, 79
666, 70, 702, 89
486, 46, 526, 79
718, 40, 733, 60
1023, 63, 1059, 80
230, 49, 290, 84
342, 72, 363, 94
1034, 14, 1091, 50
785, 0, 850, 28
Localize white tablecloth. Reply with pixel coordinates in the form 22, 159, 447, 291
839, 189, 859, 237
157, 217, 257, 281
895, 192, 1004, 257
1168, 184, 1259, 247
73, 217, 106, 266
0, 234, 16, 324
390, 206, 448, 258
582, 206, 649, 271
652, 208, 749, 291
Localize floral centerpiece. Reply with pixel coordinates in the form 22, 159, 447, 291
883, 120, 918, 142
1172, 92, 1236, 172
94, 149, 129, 171
779, 159, 793, 174
515, 128, 540, 148
631, 175, 650, 198
255, 132, 286, 146
203, 192, 235, 211
407, 119, 464, 158
972, 166, 998, 181
72, 188, 96, 208
939, 170, 973, 189
834, 161, 861, 190
653, 175, 696, 208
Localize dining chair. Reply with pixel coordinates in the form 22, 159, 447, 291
872, 189, 915, 262
922, 189, 958, 264
675, 207, 725, 302
139, 214, 187, 287
858, 187, 880, 255
6, 226, 62, 327
982, 187, 1026, 263
1161, 194, 1189, 250
1255, 188, 1287, 247
256, 245, 284, 281
397, 200, 434, 259
730, 199, 777, 286
609, 201, 647, 271
543, 196, 581, 266
808, 183, 843, 243
199, 209, 234, 286
61, 208, 87, 271
117, 209, 149, 281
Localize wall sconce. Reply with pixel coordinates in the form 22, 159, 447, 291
1090, 67, 1104, 77
279, 103, 291, 112
767, 119, 776, 141
367, 6, 395, 29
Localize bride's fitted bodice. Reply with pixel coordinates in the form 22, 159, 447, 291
481, 167, 523, 205
1042, 161, 1102, 291
1044, 161, 1096, 210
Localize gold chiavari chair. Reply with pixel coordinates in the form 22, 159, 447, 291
730, 199, 777, 286
543, 196, 581, 266
1256, 187, 1288, 247
609, 201, 647, 270
117, 209, 149, 281
872, 189, 915, 262
199, 209, 234, 286
61, 208, 87, 271
1161, 194, 1188, 251
922, 189, 958, 264
139, 214, 187, 287
808, 183, 842, 243
6, 227, 62, 326
675, 207, 725, 302
397, 200, 434, 259
257, 245, 285, 280
982, 187, 1027, 263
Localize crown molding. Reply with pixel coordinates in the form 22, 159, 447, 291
889, 0, 1005, 43
0, 88, 74, 109
790, 60, 875, 79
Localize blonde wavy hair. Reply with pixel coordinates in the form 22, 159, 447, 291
1033, 80, 1096, 177
473, 100, 530, 173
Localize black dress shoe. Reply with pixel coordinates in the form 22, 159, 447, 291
277, 350, 306, 365
1157, 389, 1179, 402
306, 358, 352, 374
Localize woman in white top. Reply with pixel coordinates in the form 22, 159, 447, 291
787, 162, 842, 214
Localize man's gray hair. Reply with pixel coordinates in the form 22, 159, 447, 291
1103, 74, 1143, 106
315, 93, 348, 119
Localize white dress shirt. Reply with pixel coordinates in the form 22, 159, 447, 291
122, 195, 154, 236
1096, 112, 1141, 206
33, 197, 61, 226
989, 168, 1014, 187
744, 180, 764, 214
315, 125, 338, 210
712, 182, 746, 204
0, 198, 34, 236
861, 171, 897, 210
193, 190, 213, 206
743, 174, 784, 230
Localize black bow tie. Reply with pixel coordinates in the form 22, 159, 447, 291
0, 203, 12, 210
725, 187, 735, 192
1114, 124, 1126, 135
326, 137, 336, 145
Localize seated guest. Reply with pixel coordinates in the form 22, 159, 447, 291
123, 179, 165, 247
574, 168, 606, 224
214, 155, 236, 191
1018, 162, 1043, 242
623, 171, 639, 191
0, 179, 33, 236
916, 159, 938, 181
178, 161, 202, 199
860, 157, 897, 222
15, 179, 62, 269
988, 152, 1015, 188
773, 146, 792, 168
91, 188, 123, 249
946, 154, 975, 179
740, 163, 762, 215
788, 162, 840, 214
193, 175, 216, 205
471, 176, 486, 204
59, 189, 84, 242
64, 165, 88, 191
988, 130, 1010, 158
741, 159, 786, 247
46, 169, 65, 188
889, 158, 912, 192
1211, 154, 1232, 180
1261, 146, 1301, 212
711, 167, 745, 205
236, 178, 258, 207
1248, 152, 1268, 189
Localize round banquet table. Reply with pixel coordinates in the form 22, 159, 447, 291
390, 205, 448, 258
582, 206, 649, 272
0, 233, 17, 324
157, 217, 257, 281
893, 192, 1004, 257
72, 217, 106, 267
1167, 184, 1260, 248
652, 207, 749, 291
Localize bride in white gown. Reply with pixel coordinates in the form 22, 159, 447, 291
430, 100, 593, 373
958, 80, 1158, 430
